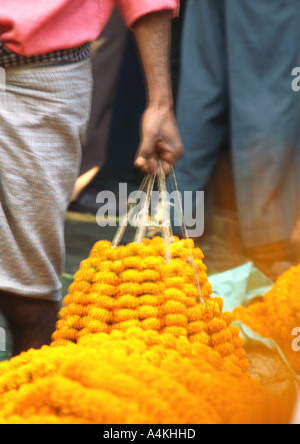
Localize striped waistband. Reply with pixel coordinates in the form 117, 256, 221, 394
0, 42, 91, 70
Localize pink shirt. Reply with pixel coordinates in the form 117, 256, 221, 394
0, 0, 179, 56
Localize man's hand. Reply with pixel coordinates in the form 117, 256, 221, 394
135, 103, 184, 176
132, 11, 184, 175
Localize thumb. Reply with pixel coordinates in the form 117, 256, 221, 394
134, 136, 157, 170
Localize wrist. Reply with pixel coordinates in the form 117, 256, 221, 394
148, 91, 174, 111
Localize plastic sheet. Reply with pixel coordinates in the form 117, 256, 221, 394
209, 261, 273, 312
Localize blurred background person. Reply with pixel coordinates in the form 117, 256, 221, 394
175, 0, 300, 279
71, 8, 127, 203
71, 30, 147, 214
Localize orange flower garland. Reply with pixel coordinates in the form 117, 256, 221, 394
0, 330, 295, 424
0, 237, 297, 424
233, 264, 300, 374
52, 237, 248, 371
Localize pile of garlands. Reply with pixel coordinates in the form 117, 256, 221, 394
0, 237, 296, 424
234, 264, 300, 375
52, 237, 248, 372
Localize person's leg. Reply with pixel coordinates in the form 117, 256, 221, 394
170, 0, 187, 106
0, 60, 92, 355
72, 32, 147, 215
0, 293, 60, 356
79, 8, 127, 177
174, 0, 228, 230
227, 0, 300, 274
95, 32, 146, 185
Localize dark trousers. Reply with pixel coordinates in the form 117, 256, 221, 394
176, 0, 300, 247
80, 9, 127, 176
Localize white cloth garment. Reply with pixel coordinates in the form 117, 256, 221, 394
0, 60, 92, 300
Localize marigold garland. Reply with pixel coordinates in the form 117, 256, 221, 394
52, 237, 248, 371
233, 264, 300, 374
0, 330, 295, 424
0, 237, 297, 424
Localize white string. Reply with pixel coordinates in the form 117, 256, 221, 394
111, 163, 205, 306
133, 173, 156, 244
112, 174, 151, 248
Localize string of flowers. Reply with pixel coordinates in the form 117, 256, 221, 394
0, 329, 295, 424
0, 237, 297, 424
52, 237, 248, 371
233, 264, 300, 374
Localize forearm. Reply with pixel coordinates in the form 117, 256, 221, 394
131, 10, 183, 175
132, 11, 174, 109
